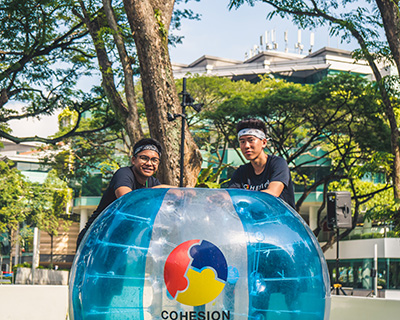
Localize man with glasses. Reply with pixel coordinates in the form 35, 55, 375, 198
77, 138, 169, 247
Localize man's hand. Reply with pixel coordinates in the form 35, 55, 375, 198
261, 181, 284, 197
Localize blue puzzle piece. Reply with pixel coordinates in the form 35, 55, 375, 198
189, 240, 228, 281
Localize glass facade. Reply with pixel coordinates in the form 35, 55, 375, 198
16, 162, 50, 172
293, 166, 331, 193
327, 258, 400, 290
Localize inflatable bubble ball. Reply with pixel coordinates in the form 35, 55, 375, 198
69, 188, 330, 320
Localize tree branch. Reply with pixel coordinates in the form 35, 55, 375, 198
0, 117, 117, 145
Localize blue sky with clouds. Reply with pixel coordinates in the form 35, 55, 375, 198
169, 0, 361, 64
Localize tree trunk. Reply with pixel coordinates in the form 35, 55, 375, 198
76, 1, 144, 149
375, 0, 400, 199
123, 0, 202, 186
102, 0, 144, 152
50, 234, 54, 269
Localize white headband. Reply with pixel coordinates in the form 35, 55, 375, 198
238, 128, 266, 140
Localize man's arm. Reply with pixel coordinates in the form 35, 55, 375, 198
261, 156, 290, 197
152, 184, 177, 188
261, 181, 284, 197
115, 186, 132, 198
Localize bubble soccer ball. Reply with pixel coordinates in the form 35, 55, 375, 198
69, 188, 330, 320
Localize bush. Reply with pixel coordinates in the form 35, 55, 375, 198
344, 231, 399, 240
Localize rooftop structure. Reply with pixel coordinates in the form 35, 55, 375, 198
172, 47, 392, 83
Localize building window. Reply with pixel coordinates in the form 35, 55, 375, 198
16, 162, 50, 172
327, 258, 400, 290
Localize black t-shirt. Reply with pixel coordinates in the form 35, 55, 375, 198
94, 166, 160, 215
228, 154, 295, 209
77, 166, 160, 247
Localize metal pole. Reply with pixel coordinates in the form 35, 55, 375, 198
31, 227, 40, 285
179, 78, 187, 187
336, 228, 340, 295
14, 226, 20, 267
179, 109, 185, 187
373, 244, 378, 297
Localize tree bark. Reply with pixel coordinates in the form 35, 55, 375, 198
123, 0, 202, 186
76, 1, 144, 149
375, 0, 400, 199
102, 0, 144, 152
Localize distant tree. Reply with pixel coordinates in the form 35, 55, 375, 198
0, 0, 117, 145
0, 162, 72, 266
0, 161, 26, 233
188, 74, 395, 248
27, 170, 72, 267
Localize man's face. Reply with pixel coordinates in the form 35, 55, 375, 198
239, 135, 267, 161
132, 149, 160, 178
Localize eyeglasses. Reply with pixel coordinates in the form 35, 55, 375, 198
137, 155, 160, 165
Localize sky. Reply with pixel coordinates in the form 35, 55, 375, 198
9, 0, 362, 139
169, 0, 360, 64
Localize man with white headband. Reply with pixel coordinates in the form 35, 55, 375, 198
77, 138, 169, 247
228, 118, 295, 209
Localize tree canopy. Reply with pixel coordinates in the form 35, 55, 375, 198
0, 161, 26, 233
182, 73, 397, 243
228, 0, 400, 202
1, 0, 203, 186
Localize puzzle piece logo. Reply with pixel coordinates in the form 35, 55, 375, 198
164, 240, 228, 306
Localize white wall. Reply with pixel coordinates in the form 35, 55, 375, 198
324, 238, 400, 260
15, 267, 69, 285
0, 285, 68, 320
330, 296, 400, 320
1, 285, 400, 320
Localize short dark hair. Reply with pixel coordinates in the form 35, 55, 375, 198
236, 118, 267, 135
133, 138, 163, 156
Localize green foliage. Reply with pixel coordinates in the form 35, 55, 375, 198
187, 73, 388, 166
0, 161, 26, 233
196, 164, 230, 189
184, 73, 397, 230
42, 104, 130, 196
0, 165, 73, 245
343, 231, 399, 240
228, 0, 400, 235
0, 0, 198, 145
0, 0, 95, 127
26, 170, 72, 237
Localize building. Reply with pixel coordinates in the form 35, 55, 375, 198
172, 47, 389, 84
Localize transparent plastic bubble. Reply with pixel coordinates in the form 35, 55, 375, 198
69, 188, 330, 320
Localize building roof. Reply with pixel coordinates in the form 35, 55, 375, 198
172, 47, 379, 83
